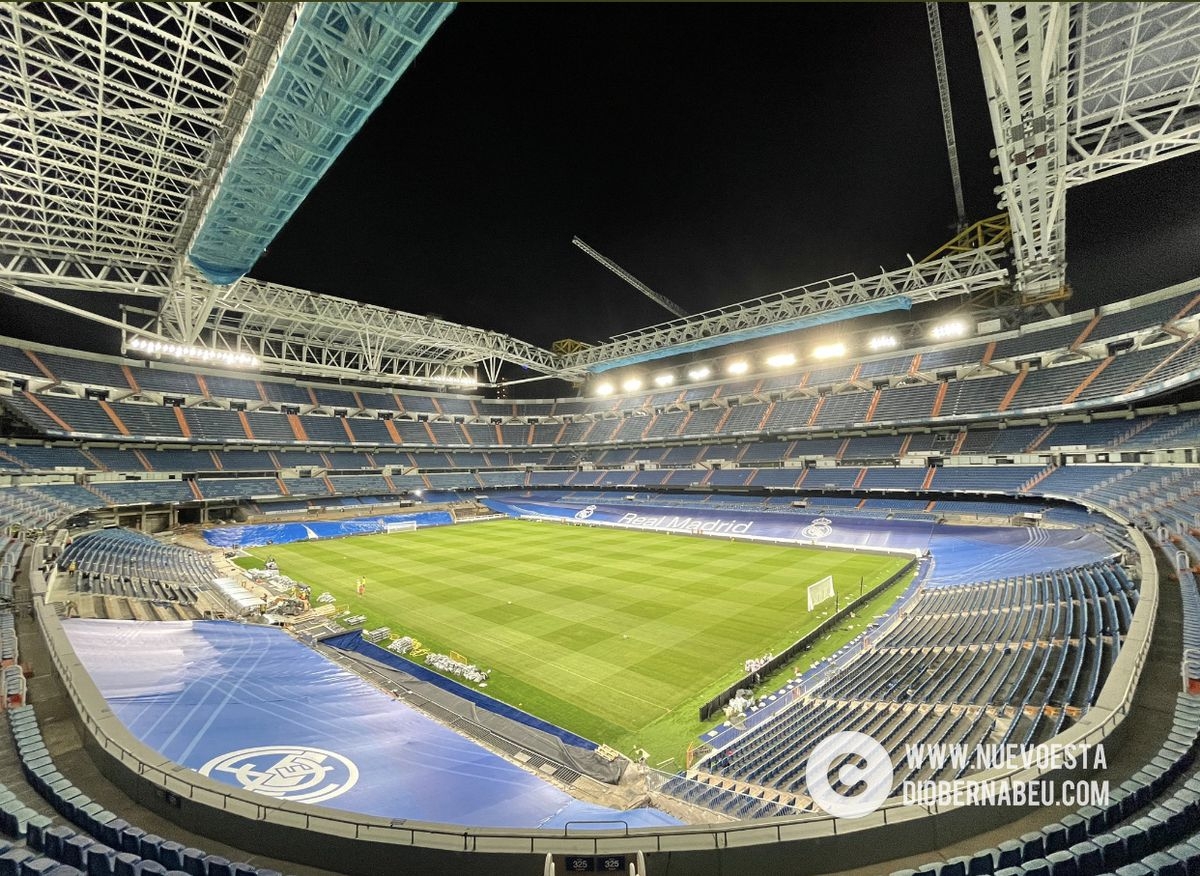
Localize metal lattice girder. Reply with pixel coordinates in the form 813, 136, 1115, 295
0, 2, 296, 283
558, 246, 1010, 373
151, 270, 567, 384
186, 2, 455, 285
0, 251, 168, 297
1065, 3, 1200, 185
972, 2, 1071, 303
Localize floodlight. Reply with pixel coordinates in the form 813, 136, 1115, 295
868, 334, 898, 351
727, 361, 749, 375
687, 366, 711, 381
127, 337, 259, 369
653, 373, 675, 387
595, 382, 614, 396
931, 320, 967, 340
766, 352, 796, 368
621, 377, 643, 392
812, 342, 846, 360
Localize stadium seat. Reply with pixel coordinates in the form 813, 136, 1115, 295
178, 850, 204, 876
1067, 841, 1105, 876
111, 853, 140, 876
201, 857, 231, 876
117, 829, 145, 857
83, 844, 117, 876
21, 857, 60, 876
1017, 859, 1050, 876
1041, 823, 1069, 854
1043, 850, 1077, 876
1143, 851, 1188, 876
24, 818, 54, 853
135, 839, 162, 866
155, 844, 183, 872
1020, 834, 1047, 863
0, 849, 36, 876
43, 827, 76, 862
968, 850, 998, 875
62, 836, 93, 870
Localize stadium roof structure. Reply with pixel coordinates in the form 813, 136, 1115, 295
0, 3, 1199, 387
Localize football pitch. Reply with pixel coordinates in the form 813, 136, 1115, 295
246, 518, 913, 758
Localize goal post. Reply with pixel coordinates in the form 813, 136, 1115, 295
383, 520, 418, 534
807, 574, 835, 611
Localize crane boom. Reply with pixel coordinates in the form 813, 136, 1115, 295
572, 236, 689, 319
927, 2, 968, 231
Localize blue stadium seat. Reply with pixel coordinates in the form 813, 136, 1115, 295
155, 844, 183, 872
135, 839, 161, 866
178, 850, 204, 876
1144, 851, 1188, 876
117, 828, 145, 857
1067, 841, 1104, 876
42, 827, 76, 862
83, 844, 117, 876
201, 857, 231, 876
1043, 850, 1077, 876
1017, 859, 1050, 876
111, 854, 139, 876
1041, 823, 1069, 854
20, 858, 60, 876
62, 836, 93, 870
968, 850, 998, 875
24, 817, 54, 853
0, 849, 36, 876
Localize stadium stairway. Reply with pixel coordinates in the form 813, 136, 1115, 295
2, 547, 334, 876
841, 542, 1187, 876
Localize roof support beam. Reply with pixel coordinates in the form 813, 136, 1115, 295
971, 2, 1071, 309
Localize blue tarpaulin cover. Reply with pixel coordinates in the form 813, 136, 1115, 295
481, 497, 1115, 587
62, 619, 679, 828
201, 511, 453, 549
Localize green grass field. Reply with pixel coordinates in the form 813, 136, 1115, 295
245, 519, 912, 761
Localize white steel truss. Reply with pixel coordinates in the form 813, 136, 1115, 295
137, 270, 566, 386
2, 3, 1199, 387
123, 250, 1009, 383
0, 2, 296, 285
972, 2, 1071, 304
972, 2, 1200, 303
1066, 3, 1200, 185
556, 246, 1010, 373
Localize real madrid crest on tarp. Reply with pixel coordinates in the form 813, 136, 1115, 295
802, 516, 833, 540
199, 746, 359, 804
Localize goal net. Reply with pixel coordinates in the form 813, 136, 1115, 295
807, 575, 835, 611
383, 520, 418, 534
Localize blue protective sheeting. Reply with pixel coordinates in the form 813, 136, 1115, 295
325, 631, 597, 750
482, 497, 1116, 586
201, 510, 453, 549
923, 521, 1114, 586
62, 619, 679, 828
188, 3, 455, 284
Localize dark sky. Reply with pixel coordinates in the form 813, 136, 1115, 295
252, 2, 1005, 347
10, 3, 1200, 367
251, 2, 1200, 348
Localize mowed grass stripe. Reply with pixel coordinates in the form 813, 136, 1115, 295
251, 519, 908, 745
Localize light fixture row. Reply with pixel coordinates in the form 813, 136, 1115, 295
127, 336, 260, 368
591, 319, 970, 397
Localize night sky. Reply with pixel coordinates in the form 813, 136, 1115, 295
9, 3, 1200, 366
